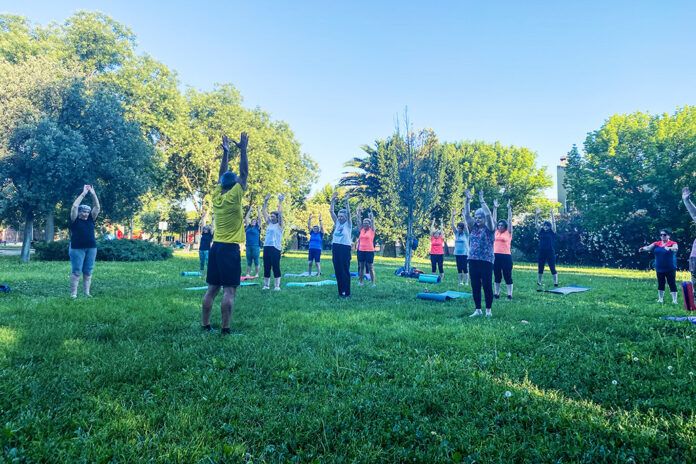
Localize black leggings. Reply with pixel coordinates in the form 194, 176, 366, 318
455, 255, 468, 273
263, 246, 281, 278
332, 243, 352, 297
469, 260, 493, 310
657, 270, 677, 292
538, 249, 557, 275
430, 254, 444, 274
493, 253, 513, 284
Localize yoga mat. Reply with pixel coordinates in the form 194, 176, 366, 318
286, 280, 337, 288
682, 281, 695, 311
241, 275, 257, 281
184, 282, 258, 291
418, 274, 441, 284
417, 291, 471, 302
330, 272, 371, 280
284, 272, 319, 277
181, 271, 202, 277
545, 285, 590, 295
661, 316, 696, 324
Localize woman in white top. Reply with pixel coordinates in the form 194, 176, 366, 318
330, 191, 353, 297
262, 193, 284, 290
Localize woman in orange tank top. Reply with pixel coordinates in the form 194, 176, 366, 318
356, 206, 377, 286
492, 199, 514, 300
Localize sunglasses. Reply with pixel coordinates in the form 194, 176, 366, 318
660, 233, 668, 236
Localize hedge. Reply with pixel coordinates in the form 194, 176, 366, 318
34, 240, 173, 262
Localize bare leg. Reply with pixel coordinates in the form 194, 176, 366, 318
254, 263, 259, 278
553, 273, 558, 285
220, 287, 236, 330
202, 285, 221, 327
537, 273, 543, 285
274, 277, 281, 290
358, 261, 365, 285
316, 262, 321, 276
70, 273, 80, 298
507, 283, 513, 298
83, 274, 92, 296
308, 261, 312, 274
263, 277, 270, 289
494, 282, 501, 296
369, 263, 376, 286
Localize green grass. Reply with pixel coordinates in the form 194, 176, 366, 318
0, 251, 695, 463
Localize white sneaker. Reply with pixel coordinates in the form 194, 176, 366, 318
657, 298, 664, 304
273, 287, 281, 291
485, 310, 492, 317
469, 309, 482, 317
262, 286, 270, 290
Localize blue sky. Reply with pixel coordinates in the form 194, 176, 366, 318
4, 1, 696, 197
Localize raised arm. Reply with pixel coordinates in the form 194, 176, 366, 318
232, 132, 249, 191
88, 186, 100, 219
319, 213, 324, 233
369, 209, 375, 232
261, 194, 271, 224
70, 185, 89, 222
683, 187, 696, 223
479, 191, 495, 231
507, 199, 512, 236
463, 189, 474, 228
345, 193, 352, 229
450, 209, 457, 235
330, 191, 338, 223
355, 205, 362, 226
308, 213, 313, 233
219, 135, 230, 180
430, 218, 436, 235
277, 194, 285, 228
535, 208, 541, 231
245, 205, 253, 226
492, 199, 499, 224
550, 209, 557, 233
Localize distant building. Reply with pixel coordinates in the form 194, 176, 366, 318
557, 156, 568, 212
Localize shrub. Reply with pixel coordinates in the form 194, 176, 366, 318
34, 240, 173, 262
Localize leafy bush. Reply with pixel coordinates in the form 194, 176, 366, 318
35, 239, 173, 262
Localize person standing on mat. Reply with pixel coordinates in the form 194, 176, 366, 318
429, 219, 445, 280
69, 185, 100, 298
683, 187, 696, 306
451, 208, 469, 286
307, 213, 324, 276
535, 208, 559, 287
262, 193, 284, 290
465, 189, 495, 317
492, 199, 514, 300
199, 225, 213, 272
639, 229, 679, 304
356, 206, 377, 286
330, 191, 353, 298
202, 132, 248, 335
244, 206, 261, 277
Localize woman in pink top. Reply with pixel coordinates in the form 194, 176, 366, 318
683, 187, 696, 306
430, 218, 445, 279
356, 206, 377, 286
492, 199, 514, 300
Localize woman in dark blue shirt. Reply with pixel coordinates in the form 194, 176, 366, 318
69, 185, 100, 298
535, 208, 559, 287
199, 226, 213, 271
639, 229, 679, 304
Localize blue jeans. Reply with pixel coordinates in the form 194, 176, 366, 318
69, 247, 97, 275
199, 250, 209, 270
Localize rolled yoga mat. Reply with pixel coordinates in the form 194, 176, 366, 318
418, 274, 441, 284
286, 280, 337, 288
417, 291, 471, 302
181, 271, 202, 277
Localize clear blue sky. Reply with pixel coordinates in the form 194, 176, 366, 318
4, 1, 696, 197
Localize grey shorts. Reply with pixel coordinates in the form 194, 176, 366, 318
69, 247, 97, 275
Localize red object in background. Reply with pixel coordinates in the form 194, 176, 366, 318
187, 233, 194, 243
116, 229, 123, 239
683, 282, 695, 311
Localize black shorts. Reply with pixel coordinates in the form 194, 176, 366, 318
206, 242, 241, 287
308, 248, 322, 263
357, 250, 375, 264
455, 254, 468, 273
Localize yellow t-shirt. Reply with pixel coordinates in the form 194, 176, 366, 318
211, 184, 244, 244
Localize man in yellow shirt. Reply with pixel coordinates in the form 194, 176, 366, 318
201, 132, 248, 335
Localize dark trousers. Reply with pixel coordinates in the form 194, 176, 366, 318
455, 255, 468, 273
430, 254, 444, 273
263, 246, 281, 278
657, 270, 677, 292
493, 253, 513, 284
469, 260, 493, 309
332, 243, 352, 296
538, 249, 557, 275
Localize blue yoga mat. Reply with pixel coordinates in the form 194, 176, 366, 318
184, 282, 258, 290
286, 280, 337, 288
417, 291, 471, 302
544, 285, 590, 295
418, 274, 441, 284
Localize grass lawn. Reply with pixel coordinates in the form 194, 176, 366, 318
0, 251, 695, 462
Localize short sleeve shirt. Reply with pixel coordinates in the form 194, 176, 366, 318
211, 184, 244, 244
468, 224, 495, 263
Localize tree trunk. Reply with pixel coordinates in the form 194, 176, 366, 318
44, 210, 55, 242
21, 212, 33, 263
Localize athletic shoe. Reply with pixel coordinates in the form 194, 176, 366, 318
494, 294, 500, 299
507, 295, 512, 300
657, 299, 664, 304
262, 286, 270, 290
273, 287, 281, 291
485, 310, 492, 317
469, 309, 482, 317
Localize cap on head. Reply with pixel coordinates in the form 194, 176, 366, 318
220, 171, 237, 189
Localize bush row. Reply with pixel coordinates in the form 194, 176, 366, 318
34, 240, 173, 262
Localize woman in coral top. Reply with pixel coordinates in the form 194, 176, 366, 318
429, 218, 445, 280
356, 206, 377, 286
492, 199, 514, 300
